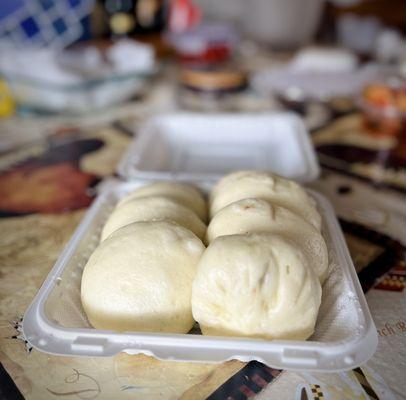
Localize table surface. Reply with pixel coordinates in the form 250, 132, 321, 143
0, 62, 405, 400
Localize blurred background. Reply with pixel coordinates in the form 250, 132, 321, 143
0, 0, 405, 116
0, 0, 405, 191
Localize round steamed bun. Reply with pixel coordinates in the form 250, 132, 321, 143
209, 171, 321, 230
118, 182, 207, 222
206, 198, 328, 283
101, 196, 206, 241
192, 234, 322, 340
81, 221, 205, 333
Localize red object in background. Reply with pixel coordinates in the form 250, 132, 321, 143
178, 44, 231, 65
363, 83, 406, 112
168, 0, 201, 33
360, 80, 406, 137
166, 0, 238, 66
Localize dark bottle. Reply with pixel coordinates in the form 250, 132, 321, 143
95, 0, 165, 37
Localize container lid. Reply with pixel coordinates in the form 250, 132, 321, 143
118, 112, 320, 183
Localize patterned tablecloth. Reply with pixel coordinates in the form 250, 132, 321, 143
0, 65, 405, 400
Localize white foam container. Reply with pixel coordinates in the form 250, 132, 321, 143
117, 113, 320, 183
23, 180, 377, 371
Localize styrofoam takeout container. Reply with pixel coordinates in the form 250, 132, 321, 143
117, 113, 320, 183
23, 180, 377, 371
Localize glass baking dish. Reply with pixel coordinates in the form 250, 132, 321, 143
1, 69, 156, 113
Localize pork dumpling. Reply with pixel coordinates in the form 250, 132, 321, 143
101, 196, 206, 241
206, 198, 328, 283
192, 234, 322, 340
209, 171, 321, 230
82, 221, 205, 333
118, 181, 207, 222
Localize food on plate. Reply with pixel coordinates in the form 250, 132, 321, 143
206, 198, 328, 283
101, 196, 206, 241
192, 234, 322, 340
117, 181, 207, 222
81, 221, 205, 333
209, 170, 321, 230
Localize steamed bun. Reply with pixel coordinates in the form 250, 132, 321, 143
118, 181, 207, 222
206, 198, 328, 282
209, 171, 321, 230
192, 234, 321, 340
101, 196, 206, 241
81, 221, 205, 333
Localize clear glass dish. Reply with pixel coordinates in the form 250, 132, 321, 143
1, 69, 157, 114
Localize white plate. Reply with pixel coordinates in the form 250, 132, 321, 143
23, 180, 377, 371
117, 113, 320, 183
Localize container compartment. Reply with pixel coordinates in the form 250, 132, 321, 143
118, 113, 320, 182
